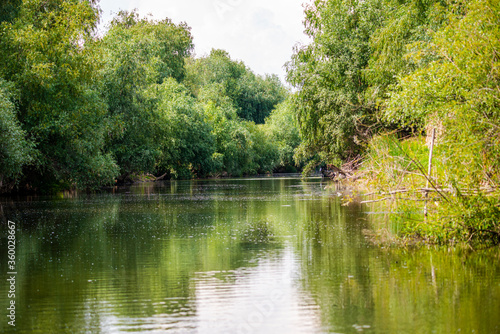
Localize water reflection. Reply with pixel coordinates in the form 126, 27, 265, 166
0, 178, 499, 333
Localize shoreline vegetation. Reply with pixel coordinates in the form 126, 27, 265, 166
1, 0, 499, 247
331, 134, 500, 248
0, 3, 302, 194
287, 0, 500, 247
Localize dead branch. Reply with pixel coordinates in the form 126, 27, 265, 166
155, 173, 168, 181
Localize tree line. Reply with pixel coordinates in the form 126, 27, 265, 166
0, 1, 301, 193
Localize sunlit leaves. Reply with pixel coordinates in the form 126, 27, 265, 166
0, 0, 117, 190
387, 0, 500, 187
287, 0, 384, 165
100, 10, 194, 176
185, 49, 286, 124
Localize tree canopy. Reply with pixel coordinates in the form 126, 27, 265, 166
287, 0, 384, 167
0, 0, 117, 190
185, 49, 287, 124
287, 0, 500, 245
0, 2, 299, 192
286, 0, 450, 168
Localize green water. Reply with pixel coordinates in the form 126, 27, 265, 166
0, 178, 499, 333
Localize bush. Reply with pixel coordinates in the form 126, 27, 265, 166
0, 79, 33, 189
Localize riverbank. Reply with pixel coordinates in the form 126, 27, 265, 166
330, 134, 500, 248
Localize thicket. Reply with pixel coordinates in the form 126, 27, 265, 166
287, 0, 500, 246
0, 1, 300, 193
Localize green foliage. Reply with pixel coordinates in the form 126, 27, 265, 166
143, 78, 216, 179
185, 49, 286, 124
104, 10, 193, 87
398, 194, 500, 246
0, 0, 118, 190
185, 51, 291, 176
264, 99, 301, 168
0, 2, 299, 191
363, 134, 429, 189
101, 20, 289, 179
200, 100, 252, 176
0, 0, 22, 24
100, 10, 194, 176
197, 82, 239, 120
288, 0, 499, 245
378, 0, 500, 245
0, 79, 33, 187
363, 131, 500, 247
184, 49, 245, 100
287, 0, 451, 168
235, 72, 286, 124
244, 122, 279, 174
366, 0, 448, 110
287, 0, 385, 164
199, 95, 280, 176
384, 0, 500, 188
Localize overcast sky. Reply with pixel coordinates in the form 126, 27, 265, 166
98, 0, 309, 84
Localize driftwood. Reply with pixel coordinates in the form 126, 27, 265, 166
321, 165, 347, 179
155, 173, 168, 181
321, 157, 362, 180
361, 187, 498, 204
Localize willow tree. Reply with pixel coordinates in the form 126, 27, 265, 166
0, 79, 33, 192
386, 0, 500, 187
142, 78, 216, 179
264, 99, 301, 170
386, 0, 500, 244
287, 0, 451, 171
100, 10, 194, 177
0, 0, 118, 190
286, 0, 385, 170
185, 49, 286, 124
367, 0, 448, 124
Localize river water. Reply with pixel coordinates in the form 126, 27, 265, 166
0, 177, 499, 333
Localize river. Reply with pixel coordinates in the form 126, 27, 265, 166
1, 177, 499, 333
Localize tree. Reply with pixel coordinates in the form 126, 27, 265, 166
236, 72, 286, 124
265, 99, 301, 169
143, 78, 216, 179
386, 0, 500, 188
0, 0, 118, 190
0, 78, 33, 191
198, 85, 280, 176
185, 49, 286, 124
184, 49, 244, 101
198, 93, 250, 176
100, 10, 194, 177
360, 0, 500, 245
368, 0, 449, 129
286, 0, 384, 168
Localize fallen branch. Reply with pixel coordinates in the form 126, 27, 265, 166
155, 173, 168, 181
361, 198, 390, 204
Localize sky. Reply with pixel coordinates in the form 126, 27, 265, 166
97, 0, 309, 84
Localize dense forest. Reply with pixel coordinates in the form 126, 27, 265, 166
1, 0, 499, 244
0, 0, 300, 193
286, 0, 500, 245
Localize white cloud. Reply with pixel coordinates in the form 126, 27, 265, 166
98, 0, 308, 83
